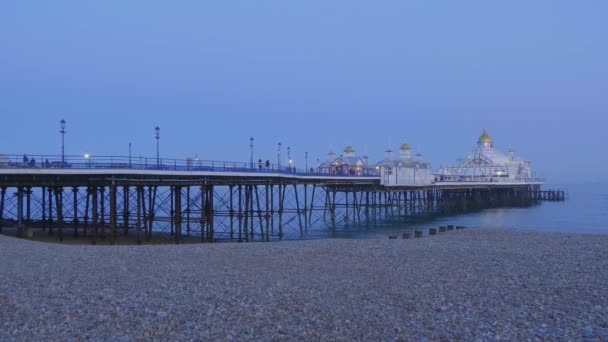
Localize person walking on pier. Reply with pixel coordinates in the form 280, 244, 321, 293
265, 160, 270, 168
258, 159, 263, 169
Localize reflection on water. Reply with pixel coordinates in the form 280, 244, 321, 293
300, 182, 608, 239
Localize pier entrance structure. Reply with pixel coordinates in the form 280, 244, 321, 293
0, 130, 564, 244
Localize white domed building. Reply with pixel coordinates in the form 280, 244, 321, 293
376, 143, 433, 186
318, 146, 371, 175
436, 129, 533, 183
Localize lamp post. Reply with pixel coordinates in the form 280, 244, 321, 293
249, 137, 254, 169
305, 152, 308, 173
84, 153, 91, 168
155, 126, 160, 167
277, 142, 282, 170
287, 146, 292, 172
128, 142, 132, 168
60, 119, 66, 166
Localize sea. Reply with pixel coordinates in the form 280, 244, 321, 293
301, 181, 608, 239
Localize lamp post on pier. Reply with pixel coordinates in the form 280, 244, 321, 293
250, 137, 254, 169
128, 142, 132, 168
305, 152, 308, 173
84, 153, 91, 168
155, 126, 160, 167
287, 146, 292, 172
277, 142, 282, 170
60, 119, 66, 166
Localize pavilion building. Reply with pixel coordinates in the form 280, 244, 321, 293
318, 146, 371, 175
436, 129, 533, 182
376, 143, 433, 186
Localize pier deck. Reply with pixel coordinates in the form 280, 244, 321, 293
0, 155, 564, 244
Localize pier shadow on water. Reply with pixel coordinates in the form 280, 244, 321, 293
294, 199, 543, 240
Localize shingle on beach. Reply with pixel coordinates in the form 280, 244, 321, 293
1, 228, 607, 340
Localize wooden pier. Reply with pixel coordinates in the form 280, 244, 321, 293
0, 160, 565, 244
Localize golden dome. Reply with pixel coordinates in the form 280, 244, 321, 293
478, 129, 493, 143
400, 143, 411, 150
344, 146, 354, 153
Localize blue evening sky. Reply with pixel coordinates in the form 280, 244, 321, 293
1, 1, 606, 182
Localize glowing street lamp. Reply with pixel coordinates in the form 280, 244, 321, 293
84, 153, 91, 168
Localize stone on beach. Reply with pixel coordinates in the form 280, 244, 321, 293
1, 228, 607, 340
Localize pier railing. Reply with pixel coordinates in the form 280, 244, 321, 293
434, 176, 545, 184
0, 154, 545, 183
0, 154, 380, 177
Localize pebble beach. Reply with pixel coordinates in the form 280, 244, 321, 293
1, 228, 607, 340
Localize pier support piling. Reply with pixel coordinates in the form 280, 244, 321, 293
0, 187, 5, 233
73, 187, 79, 238
16, 187, 23, 237
109, 184, 117, 245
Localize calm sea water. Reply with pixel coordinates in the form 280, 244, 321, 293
302, 182, 608, 239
